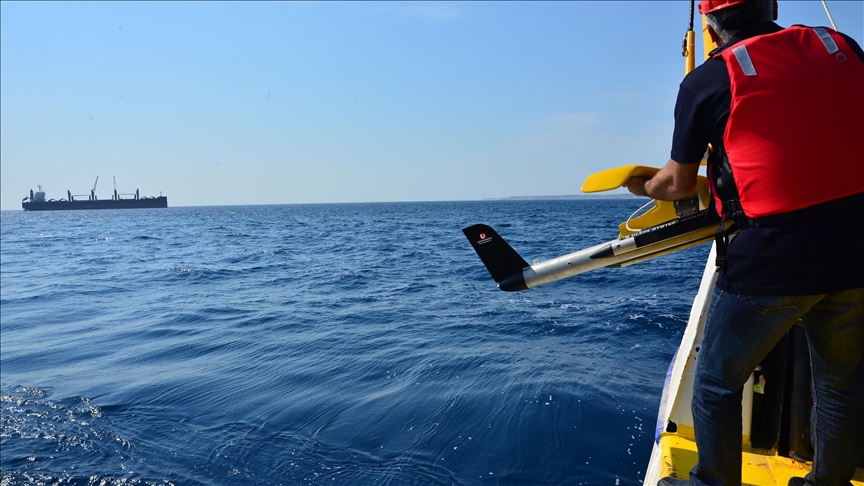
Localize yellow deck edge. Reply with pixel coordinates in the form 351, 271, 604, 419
657, 427, 864, 486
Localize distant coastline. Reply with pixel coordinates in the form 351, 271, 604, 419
483, 193, 637, 201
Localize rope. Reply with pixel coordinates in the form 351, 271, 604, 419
625, 200, 657, 233
821, 0, 838, 30
689, 0, 695, 31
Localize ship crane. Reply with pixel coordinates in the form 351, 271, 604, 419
67, 176, 100, 201
113, 176, 140, 200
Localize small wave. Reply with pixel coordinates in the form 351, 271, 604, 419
170, 265, 203, 274
168, 263, 277, 285
0, 386, 156, 483
0, 472, 174, 486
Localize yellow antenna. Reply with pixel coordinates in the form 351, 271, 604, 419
691, 2, 717, 166
702, 15, 718, 59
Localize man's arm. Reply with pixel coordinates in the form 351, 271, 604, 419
624, 159, 700, 200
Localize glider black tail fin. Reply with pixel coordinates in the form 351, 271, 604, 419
462, 224, 529, 283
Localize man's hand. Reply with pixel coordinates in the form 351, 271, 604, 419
622, 159, 699, 201
625, 176, 651, 198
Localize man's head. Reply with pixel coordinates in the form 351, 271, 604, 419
699, 0, 778, 45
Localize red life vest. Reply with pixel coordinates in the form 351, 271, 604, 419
710, 26, 864, 221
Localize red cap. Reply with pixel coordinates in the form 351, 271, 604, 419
698, 0, 751, 14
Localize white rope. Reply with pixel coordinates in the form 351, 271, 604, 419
821, 0, 838, 31
625, 200, 657, 233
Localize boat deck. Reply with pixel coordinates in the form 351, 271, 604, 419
657, 426, 864, 486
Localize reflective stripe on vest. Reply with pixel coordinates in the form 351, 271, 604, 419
813, 27, 839, 53
731, 45, 757, 76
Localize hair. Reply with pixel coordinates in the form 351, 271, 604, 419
705, 0, 775, 43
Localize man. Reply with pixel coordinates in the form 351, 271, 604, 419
624, 1, 864, 485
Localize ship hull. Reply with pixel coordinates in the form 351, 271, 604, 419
22, 197, 167, 211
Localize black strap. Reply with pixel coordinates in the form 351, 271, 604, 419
710, 142, 864, 229
709, 147, 748, 222
713, 192, 863, 267
714, 219, 740, 267
745, 192, 864, 227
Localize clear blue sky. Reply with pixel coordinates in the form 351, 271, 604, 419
2, 1, 861, 209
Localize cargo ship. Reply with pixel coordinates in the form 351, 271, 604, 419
22, 177, 167, 211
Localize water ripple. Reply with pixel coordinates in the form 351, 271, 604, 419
1, 201, 705, 485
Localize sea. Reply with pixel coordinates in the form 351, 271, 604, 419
1, 200, 712, 486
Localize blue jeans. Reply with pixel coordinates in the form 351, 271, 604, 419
690, 286, 864, 486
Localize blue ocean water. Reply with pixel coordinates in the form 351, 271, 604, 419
1, 200, 711, 486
